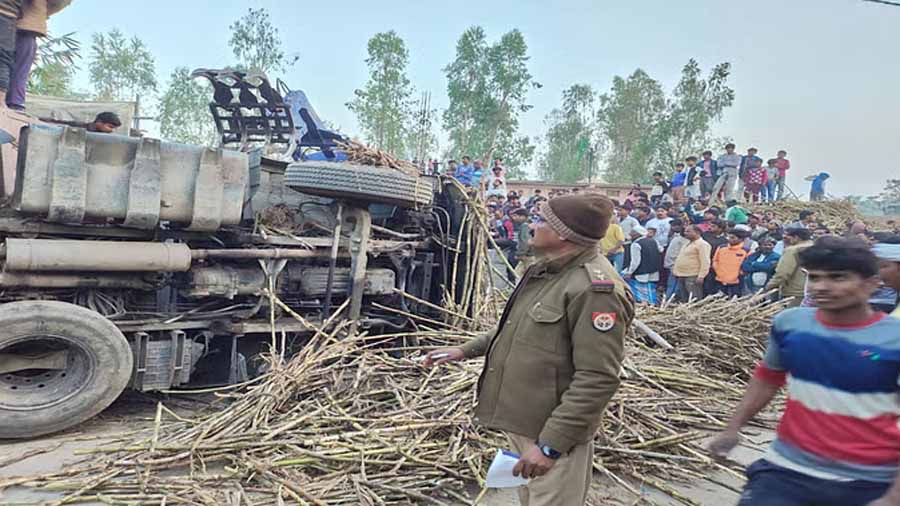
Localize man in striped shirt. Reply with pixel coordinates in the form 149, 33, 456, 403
709, 236, 900, 506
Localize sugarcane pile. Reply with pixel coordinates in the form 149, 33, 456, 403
750, 199, 864, 232
336, 139, 421, 177
632, 294, 787, 381
1, 294, 783, 506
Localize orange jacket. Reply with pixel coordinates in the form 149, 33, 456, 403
713, 243, 749, 285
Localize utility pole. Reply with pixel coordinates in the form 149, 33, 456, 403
587, 146, 594, 184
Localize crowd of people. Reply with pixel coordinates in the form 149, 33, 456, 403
458, 141, 880, 309
646, 143, 830, 205
602, 196, 900, 310
477, 169, 897, 311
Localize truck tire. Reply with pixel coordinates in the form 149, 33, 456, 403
0, 301, 133, 439
284, 162, 434, 208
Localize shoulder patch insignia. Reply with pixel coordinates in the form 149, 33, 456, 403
585, 264, 615, 292
591, 279, 615, 292
591, 312, 616, 332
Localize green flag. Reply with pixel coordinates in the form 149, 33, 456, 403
576, 136, 589, 161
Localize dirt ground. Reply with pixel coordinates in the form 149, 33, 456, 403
0, 394, 771, 506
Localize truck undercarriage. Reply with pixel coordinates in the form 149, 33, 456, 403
0, 71, 471, 438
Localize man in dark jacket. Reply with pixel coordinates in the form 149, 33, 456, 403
425, 194, 634, 505
741, 236, 781, 293
698, 150, 719, 198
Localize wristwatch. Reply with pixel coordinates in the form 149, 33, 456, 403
536, 441, 561, 460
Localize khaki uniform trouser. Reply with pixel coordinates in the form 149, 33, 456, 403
508, 433, 594, 506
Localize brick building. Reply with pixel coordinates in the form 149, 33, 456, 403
506, 180, 641, 202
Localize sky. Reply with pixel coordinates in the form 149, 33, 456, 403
49, 0, 899, 196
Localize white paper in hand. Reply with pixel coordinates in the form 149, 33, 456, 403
485, 449, 529, 488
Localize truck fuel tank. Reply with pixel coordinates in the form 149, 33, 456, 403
12, 125, 248, 231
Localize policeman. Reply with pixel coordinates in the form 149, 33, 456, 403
426, 193, 634, 505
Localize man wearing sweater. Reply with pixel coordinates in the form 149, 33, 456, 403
673, 225, 711, 302
663, 219, 687, 300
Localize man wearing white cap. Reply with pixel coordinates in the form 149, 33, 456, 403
874, 235, 900, 318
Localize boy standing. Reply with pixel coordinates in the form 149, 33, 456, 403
764, 159, 779, 203
671, 163, 687, 203
714, 143, 743, 202
649, 171, 670, 207
806, 172, 830, 201
698, 151, 719, 199
709, 236, 900, 506
774, 150, 791, 200
684, 156, 701, 200
712, 229, 750, 297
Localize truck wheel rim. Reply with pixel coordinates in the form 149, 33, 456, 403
0, 335, 94, 411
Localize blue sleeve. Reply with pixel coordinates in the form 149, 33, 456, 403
741, 254, 756, 273
762, 315, 787, 371
762, 253, 781, 272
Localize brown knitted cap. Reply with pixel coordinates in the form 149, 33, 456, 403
543, 193, 614, 246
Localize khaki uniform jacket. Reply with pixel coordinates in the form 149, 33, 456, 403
765, 240, 813, 297
460, 248, 634, 453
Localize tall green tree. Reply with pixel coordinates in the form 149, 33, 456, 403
878, 178, 900, 214
596, 69, 666, 184
595, 60, 734, 184
88, 29, 157, 101
28, 32, 80, 97
228, 8, 298, 75
442, 27, 538, 174
537, 84, 599, 183
346, 31, 415, 157
158, 67, 216, 145
654, 60, 735, 171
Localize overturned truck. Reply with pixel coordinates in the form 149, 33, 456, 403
0, 71, 468, 438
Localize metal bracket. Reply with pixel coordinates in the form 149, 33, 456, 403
188, 148, 225, 230
131, 331, 150, 390
345, 206, 372, 333
123, 137, 162, 229
47, 126, 87, 223
421, 252, 435, 303
170, 330, 187, 385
